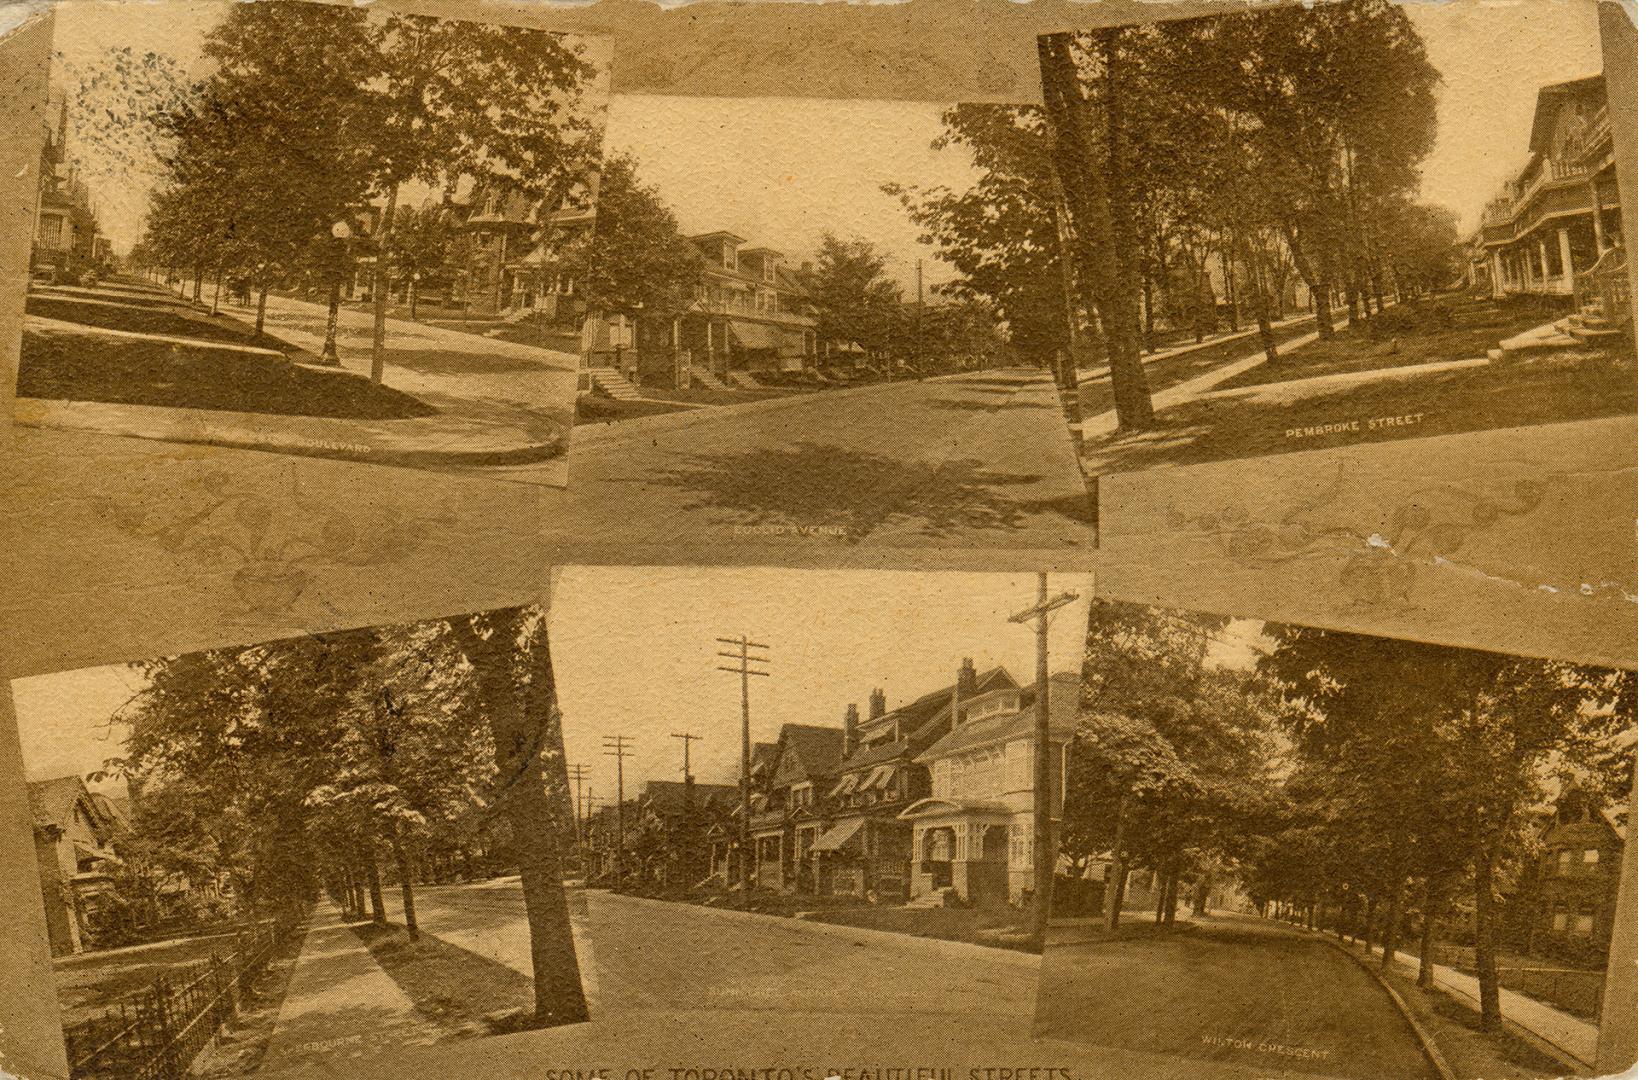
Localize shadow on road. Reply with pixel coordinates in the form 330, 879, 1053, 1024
349, 921, 542, 1041
646, 442, 1080, 541
357, 348, 562, 378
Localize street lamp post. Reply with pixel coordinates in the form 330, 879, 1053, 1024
319, 219, 352, 366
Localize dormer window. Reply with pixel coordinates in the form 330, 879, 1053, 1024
723, 243, 737, 271
763, 259, 776, 283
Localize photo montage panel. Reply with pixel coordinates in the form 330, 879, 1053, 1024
1039, 596, 1638, 1080
5, 604, 585, 1080
545, 566, 1092, 1061
1034, 0, 1638, 508
13, 0, 611, 488
541, 95, 1097, 567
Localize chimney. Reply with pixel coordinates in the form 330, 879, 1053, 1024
952, 658, 977, 728
869, 688, 886, 720
843, 703, 859, 756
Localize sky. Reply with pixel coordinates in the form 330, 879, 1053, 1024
1407, 0, 1604, 234
10, 662, 142, 800
548, 567, 1093, 803
606, 94, 976, 292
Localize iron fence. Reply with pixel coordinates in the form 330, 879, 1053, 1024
64, 918, 295, 1080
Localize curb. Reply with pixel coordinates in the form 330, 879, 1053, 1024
1315, 933, 1457, 1080
14, 398, 568, 471
587, 888, 1041, 969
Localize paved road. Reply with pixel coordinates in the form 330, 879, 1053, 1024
1036, 913, 1436, 1080
254, 880, 1048, 1078
526, 367, 1094, 557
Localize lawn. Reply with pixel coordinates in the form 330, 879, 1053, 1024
54, 930, 246, 1027
1084, 344, 1638, 475
1214, 292, 1573, 391
804, 905, 1034, 952
575, 394, 694, 423
19, 327, 438, 421
27, 292, 319, 362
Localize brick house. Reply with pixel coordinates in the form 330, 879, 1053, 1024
32, 93, 107, 284
898, 672, 1078, 908
813, 660, 1021, 902
1507, 782, 1627, 963
745, 724, 847, 893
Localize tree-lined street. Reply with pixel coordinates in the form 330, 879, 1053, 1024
1037, 914, 1437, 1079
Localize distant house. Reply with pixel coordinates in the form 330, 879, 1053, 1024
584, 230, 820, 391
898, 672, 1078, 908
814, 661, 1020, 902
630, 778, 739, 886
1505, 782, 1627, 962
28, 776, 126, 956
32, 93, 107, 284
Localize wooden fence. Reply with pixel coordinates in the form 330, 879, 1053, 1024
64, 919, 293, 1080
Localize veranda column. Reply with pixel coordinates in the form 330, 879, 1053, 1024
1491, 249, 1506, 299
1590, 179, 1608, 253
1558, 228, 1576, 293
1537, 236, 1552, 291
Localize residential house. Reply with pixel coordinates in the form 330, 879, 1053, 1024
1505, 782, 1627, 963
898, 671, 1079, 908
586, 231, 820, 391
28, 776, 126, 956
706, 740, 776, 884
1477, 73, 1625, 328
32, 93, 107, 284
743, 724, 847, 893
627, 779, 739, 887
813, 660, 1021, 902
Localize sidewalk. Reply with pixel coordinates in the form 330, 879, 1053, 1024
1075, 309, 1319, 382
1335, 934, 1598, 1069
255, 905, 436, 1076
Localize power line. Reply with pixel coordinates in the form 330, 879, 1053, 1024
602, 735, 634, 871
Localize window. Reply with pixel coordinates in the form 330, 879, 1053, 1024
38, 214, 63, 249
1557, 849, 1573, 872
1584, 849, 1600, 865
763, 259, 775, 283
1572, 913, 1595, 935
1552, 911, 1569, 931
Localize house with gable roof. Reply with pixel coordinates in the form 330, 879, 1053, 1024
899, 671, 1079, 908
813, 659, 1020, 902
741, 723, 847, 893
28, 775, 127, 956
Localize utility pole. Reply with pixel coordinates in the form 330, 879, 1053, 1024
601, 736, 633, 879
717, 636, 770, 910
566, 763, 588, 847
915, 258, 925, 374
1597, 727, 1638, 1073
671, 732, 701, 782
1008, 573, 1081, 949
673, 731, 703, 880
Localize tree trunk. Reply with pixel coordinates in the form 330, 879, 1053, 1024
1038, 32, 1155, 432
1418, 877, 1439, 988
370, 184, 401, 385
192, 264, 203, 302
1475, 847, 1502, 1030
1192, 875, 1210, 917
1163, 869, 1178, 926
409, 279, 418, 322
390, 824, 419, 942
364, 845, 386, 924
1382, 877, 1404, 969
255, 285, 269, 336
1363, 894, 1377, 954
1141, 274, 1155, 353
458, 614, 589, 1027
1154, 871, 1166, 924
1223, 248, 1239, 331
211, 268, 222, 315
1104, 792, 1127, 931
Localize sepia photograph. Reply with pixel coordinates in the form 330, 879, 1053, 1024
1039, 597, 1637, 1079
1033, 0, 1638, 490
542, 95, 1096, 557
545, 566, 1089, 1044
14, 1, 608, 485
9, 604, 586, 1079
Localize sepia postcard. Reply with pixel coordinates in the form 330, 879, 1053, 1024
1040, 595, 1638, 1080
1033, 0, 1638, 508
8, 1, 610, 487
5, 601, 584, 1080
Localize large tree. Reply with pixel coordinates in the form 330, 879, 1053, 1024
887, 104, 1073, 368
555, 153, 701, 321
793, 234, 905, 360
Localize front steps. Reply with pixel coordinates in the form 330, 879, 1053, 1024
591, 368, 643, 401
